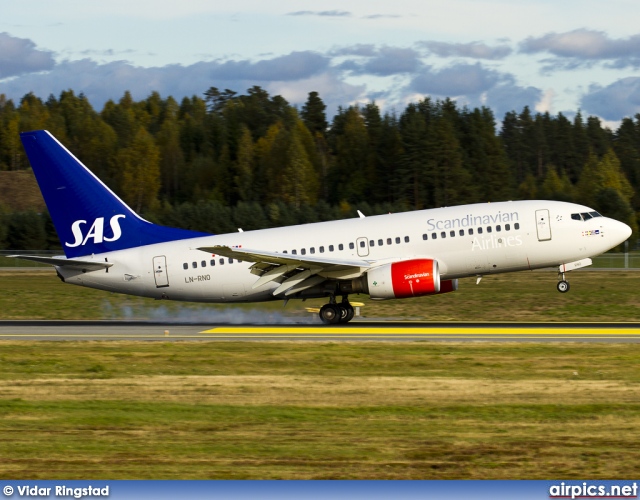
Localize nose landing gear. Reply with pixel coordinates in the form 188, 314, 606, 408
319, 297, 355, 324
557, 271, 570, 293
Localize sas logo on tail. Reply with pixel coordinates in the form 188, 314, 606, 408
66, 215, 126, 248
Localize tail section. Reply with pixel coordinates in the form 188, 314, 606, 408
20, 130, 208, 258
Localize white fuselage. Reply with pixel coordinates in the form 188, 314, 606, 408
56, 200, 631, 303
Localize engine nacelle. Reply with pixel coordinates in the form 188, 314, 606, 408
439, 278, 459, 294
367, 259, 442, 300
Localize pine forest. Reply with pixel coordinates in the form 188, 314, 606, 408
0, 87, 639, 250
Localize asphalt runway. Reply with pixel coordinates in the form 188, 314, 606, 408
1, 320, 640, 342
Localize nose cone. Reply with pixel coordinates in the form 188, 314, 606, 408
610, 219, 632, 246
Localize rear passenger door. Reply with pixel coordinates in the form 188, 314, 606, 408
153, 255, 169, 287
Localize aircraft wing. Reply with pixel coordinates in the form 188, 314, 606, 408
8, 255, 113, 271
197, 245, 372, 296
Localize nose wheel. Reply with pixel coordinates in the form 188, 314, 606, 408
557, 272, 570, 293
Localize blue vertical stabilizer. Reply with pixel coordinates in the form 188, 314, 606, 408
20, 130, 208, 258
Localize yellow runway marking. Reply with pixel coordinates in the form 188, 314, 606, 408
0, 334, 205, 339
201, 326, 640, 335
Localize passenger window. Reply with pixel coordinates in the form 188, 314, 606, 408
192, 262, 197, 269
469, 228, 474, 235
395, 237, 400, 244
478, 227, 483, 234
441, 231, 446, 238
505, 224, 510, 231
329, 245, 335, 252
450, 230, 455, 237
432, 233, 437, 239
349, 242, 355, 250
339, 244, 344, 251
459, 229, 464, 236
369, 240, 374, 247
183, 263, 188, 270
210, 260, 216, 266
201, 260, 206, 267
310, 247, 315, 254
292, 250, 297, 254
283, 250, 288, 253
422, 234, 428, 240
229, 258, 233, 264
487, 226, 492, 233
387, 238, 392, 245
219, 258, 225, 265
319, 246, 325, 253
496, 225, 501, 232
301, 249, 306, 255
404, 236, 410, 243
378, 239, 383, 246
514, 223, 520, 230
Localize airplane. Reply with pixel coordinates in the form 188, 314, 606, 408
11, 129, 633, 324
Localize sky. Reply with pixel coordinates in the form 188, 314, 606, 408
2, 0, 640, 127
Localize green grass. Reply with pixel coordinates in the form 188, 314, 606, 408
2, 270, 640, 478
2, 269, 640, 321
0, 342, 639, 479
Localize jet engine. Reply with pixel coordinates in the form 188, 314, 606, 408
366, 258, 447, 300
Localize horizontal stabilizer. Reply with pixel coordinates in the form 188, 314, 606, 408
8, 255, 113, 271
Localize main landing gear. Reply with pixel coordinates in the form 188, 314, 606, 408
319, 296, 355, 324
557, 271, 570, 293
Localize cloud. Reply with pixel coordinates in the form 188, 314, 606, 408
364, 48, 421, 76
581, 77, 640, 120
418, 41, 512, 60
331, 44, 423, 78
287, 10, 351, 17
484, 82, 542, 118
405, 63, 541, 117
0, 32, 55, 78
79, 48, 137, 58
520, 29, 640, 68
330, 44, 377, 57
0, 51, 342, 114
362, 14, 401, 20
410, 63, 502, 96
209, 51, 330, 81
269, 71, 366, 118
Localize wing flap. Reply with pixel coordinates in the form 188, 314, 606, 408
198, 245, 371, 296
198, 245, 372, 269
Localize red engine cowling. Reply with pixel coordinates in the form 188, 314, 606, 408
367, 259, 441, 299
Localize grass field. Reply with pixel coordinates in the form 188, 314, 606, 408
1, 268, 640, 322
0, 341, 639, 479
1, 270, 639, 479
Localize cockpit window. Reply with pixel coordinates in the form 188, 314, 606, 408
572, 211, 603, 221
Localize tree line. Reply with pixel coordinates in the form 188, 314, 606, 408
0, 86, 638, 250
